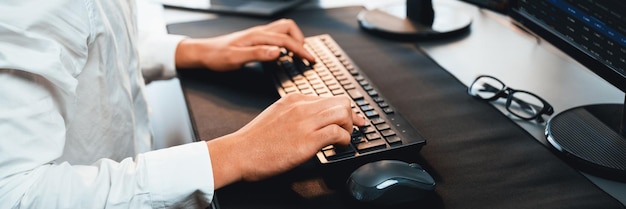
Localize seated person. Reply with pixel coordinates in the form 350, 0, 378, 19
0, 0, 365, 208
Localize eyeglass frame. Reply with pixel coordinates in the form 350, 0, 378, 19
468, 75, 554, 123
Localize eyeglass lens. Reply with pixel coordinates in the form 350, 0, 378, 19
468, 76, 504, 100
469, 76, 546, 120
507, 91, 545, 120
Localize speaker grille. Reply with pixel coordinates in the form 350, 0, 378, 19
548, 106, 626, 172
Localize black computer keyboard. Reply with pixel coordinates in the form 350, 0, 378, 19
263, 34, 426, 167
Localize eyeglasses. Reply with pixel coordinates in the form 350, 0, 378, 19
468, 75, 554, 123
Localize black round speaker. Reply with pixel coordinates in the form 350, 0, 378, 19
545, 104, 626, 182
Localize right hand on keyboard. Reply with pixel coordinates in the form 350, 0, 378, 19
205, 93, 366, 188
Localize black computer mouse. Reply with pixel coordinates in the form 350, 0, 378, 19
346, 160, 436, 205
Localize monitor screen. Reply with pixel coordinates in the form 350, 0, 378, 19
509, 0, 626, 181
510, 0, 626, 92
459, 0, 511, 14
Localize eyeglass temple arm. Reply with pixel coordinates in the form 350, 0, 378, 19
512, 97, 553, 115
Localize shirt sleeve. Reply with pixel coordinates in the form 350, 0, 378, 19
137, 0, 187, 83
0, 0, 214, 208
0, 69, 214, 208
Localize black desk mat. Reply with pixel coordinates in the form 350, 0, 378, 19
167, 6, 624, 209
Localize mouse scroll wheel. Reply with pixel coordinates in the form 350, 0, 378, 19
375, 179, 399, 190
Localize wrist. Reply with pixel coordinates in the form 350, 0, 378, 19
206, 134, 244, 189
175, 38, 203, 69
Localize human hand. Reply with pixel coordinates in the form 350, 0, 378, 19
174, 18, 315, 71
206, 94, 366, 189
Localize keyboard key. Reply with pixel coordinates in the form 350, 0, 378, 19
284, 86, 298, 94
351, 128, 363, 143
327, 84, 341, 90
339, 79, 352, 86
364, 110, 379, 118
331, 89, 345, 95
360, 105, 374, 111
366, 132, 382, 140
361, 126, 376, 134
323, 146, 355, 160
355, 140, 387, 152
312, 83, 325, 90
381, 129, 396, 137
342, 83, 356, 90
371, 117, 385, 125
315, 89, 328, 95
385, 135, 403, 145
368, 90, 378, 97
355, 99, 368, 106
376, 123, 391, 131
347, 89, 364, 100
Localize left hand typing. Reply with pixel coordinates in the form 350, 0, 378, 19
174, 18, 315, 71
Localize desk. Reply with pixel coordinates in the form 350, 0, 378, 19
149, 0, 626, 206
415, 1, 626, 204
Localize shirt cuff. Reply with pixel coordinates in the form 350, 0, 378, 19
143, 141, 214, 208
140, 34, 187, 83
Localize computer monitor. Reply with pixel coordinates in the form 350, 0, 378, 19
357, 0, 473, 41
509, 0, 626, 181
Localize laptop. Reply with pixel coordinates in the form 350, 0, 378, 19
158, 0, 310, 17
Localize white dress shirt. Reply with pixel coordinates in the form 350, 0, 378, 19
0, 0, 214, 208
